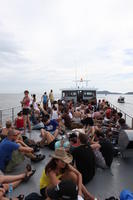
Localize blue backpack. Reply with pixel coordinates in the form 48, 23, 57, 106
120, 189, 133, 200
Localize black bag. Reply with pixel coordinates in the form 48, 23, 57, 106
25, 193, 43, 200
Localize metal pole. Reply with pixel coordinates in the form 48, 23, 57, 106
124, 113, 126, 122
0, 110, 2, 126
132, 118, 133, 129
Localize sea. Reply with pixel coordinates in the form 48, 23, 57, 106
0, 93, 133, 127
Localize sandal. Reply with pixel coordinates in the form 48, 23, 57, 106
23, 164, 36, 182
31, 154, 45, 162
17, 194, 24, 200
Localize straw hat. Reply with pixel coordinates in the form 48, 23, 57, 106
52, 148, 73, 164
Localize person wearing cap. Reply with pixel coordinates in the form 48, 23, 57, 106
40, 148, 95, 200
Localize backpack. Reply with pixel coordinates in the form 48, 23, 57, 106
25, 192, 43, 200
120, 189, 133, 200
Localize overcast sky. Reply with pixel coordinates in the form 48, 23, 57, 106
0, 0, 133, 94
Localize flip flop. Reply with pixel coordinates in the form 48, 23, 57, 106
23, 169, 36, 182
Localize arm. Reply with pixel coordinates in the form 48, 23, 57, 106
47, 171, 60, 186
19, 146, 33, 153
16, 139, 28, 147
0, 173, 26, 184
68, 164, 82, 195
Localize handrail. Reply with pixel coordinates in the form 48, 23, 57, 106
109, 102, 133, 129
0, 105, 21, 126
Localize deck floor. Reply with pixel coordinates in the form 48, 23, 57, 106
7, 130, 133, 200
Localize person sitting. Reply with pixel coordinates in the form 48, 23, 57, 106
0, 130, 45, 172
40, 147, 95, 200
15, 111, 24, 130
94, 130, 114, 168
71, 133, 95, 184
1, 120, 13, 139
40, 114, 59, 138
0, 164, 35, 200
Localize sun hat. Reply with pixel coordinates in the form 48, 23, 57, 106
52, 148, 73, 164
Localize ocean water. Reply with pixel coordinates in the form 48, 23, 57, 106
0, 93, 133, 126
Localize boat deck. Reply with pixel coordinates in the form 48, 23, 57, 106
8, 130, 133, 200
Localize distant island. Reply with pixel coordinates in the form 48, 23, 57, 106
125, 92, 133, 95
97, 90, 121, 95
97, 91, 133, 95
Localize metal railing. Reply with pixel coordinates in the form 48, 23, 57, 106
0, 106, 21, 126
109, 102, 133, 129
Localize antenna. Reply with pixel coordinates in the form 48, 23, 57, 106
73, 79, 90, 88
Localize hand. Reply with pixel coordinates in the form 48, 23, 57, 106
0, 187, 5, 194
28, 147, 34, 153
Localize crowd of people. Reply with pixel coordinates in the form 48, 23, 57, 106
0, 89, 131, 200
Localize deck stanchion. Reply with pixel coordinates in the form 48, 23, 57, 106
124, 113, 126, 121
132, 118, 133, 129
0, 110, 2, 126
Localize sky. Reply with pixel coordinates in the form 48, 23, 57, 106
0, 0, 133, 94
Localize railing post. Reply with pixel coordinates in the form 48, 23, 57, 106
124, 113, 126, 122
12, 108, 14, 122
132, 118, 133, 129
0, 110, 2, 126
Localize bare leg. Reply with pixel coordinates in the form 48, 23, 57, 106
27, 115, 31, 132
53, 129, 59, 138
0, 173, 26, 184
38, 131, 55, 147
23, 115, 27, 134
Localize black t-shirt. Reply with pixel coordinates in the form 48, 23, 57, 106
99, 139, 114, 167
72, 144, 95, 184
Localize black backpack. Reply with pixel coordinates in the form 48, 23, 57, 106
25, 193, 43, 200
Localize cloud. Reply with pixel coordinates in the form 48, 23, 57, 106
0, 0, 133, 93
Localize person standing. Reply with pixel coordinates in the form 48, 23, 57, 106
41, 92, 48, 110
21, 90, 31, 134
49, 89, 54, 107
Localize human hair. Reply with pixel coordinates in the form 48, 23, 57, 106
117, 112, 123, 118
45, 158, 68, 174
94, 130, 104, 139
17, 111, 23, 117
24, 90, 29, 94
6, 120, 12, 128
69, 133, 77, 143
78, 133, 88, 144
8, 129, 15, 136
118, 118, 125, 125
43, 114, 50, 123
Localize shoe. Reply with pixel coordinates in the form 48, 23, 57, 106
31, 154, 46, 162
33, 146, 40, 152
23, 164, 36, 182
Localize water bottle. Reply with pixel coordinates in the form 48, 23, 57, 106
8, 183, 13, 200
